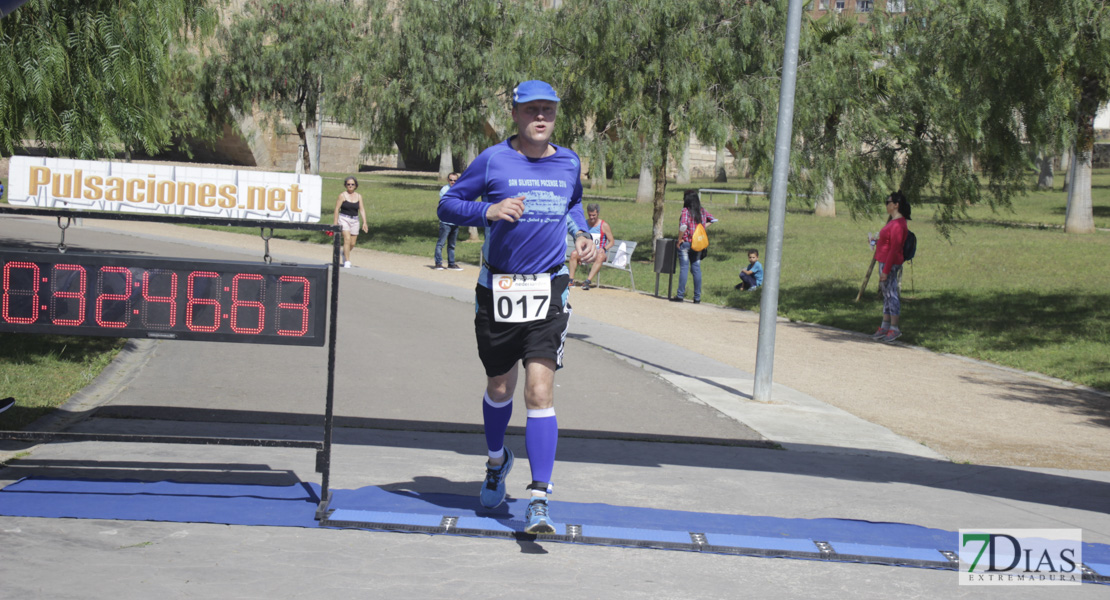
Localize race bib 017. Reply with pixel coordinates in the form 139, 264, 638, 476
491, 274, 552, 323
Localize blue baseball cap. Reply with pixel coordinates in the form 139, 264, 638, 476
512, 80, 560, 105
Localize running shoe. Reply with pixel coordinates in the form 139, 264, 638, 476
581, 279, 591, 291
479, 448, 514, 508
434, 263, 445, 271
882, 329, 902, 343
343, 261, 352, 269
524, 497, 556, 534
871, 327, 889, 340
448, 264, 464, 271
669, 296, 683, 302
0, 397, 14, 414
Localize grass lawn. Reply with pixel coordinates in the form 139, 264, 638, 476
0, 334, 126, 430
311, 169, 1110, 391
0, 167, 1107, 431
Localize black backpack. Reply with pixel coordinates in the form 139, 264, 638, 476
903, 229, 917, 262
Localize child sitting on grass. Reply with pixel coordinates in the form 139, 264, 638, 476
736, 249, 763, 291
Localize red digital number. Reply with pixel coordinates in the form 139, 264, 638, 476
276, 276, 310, 336
2, 261, 41, 324
230, 273, 265, 334
95, 266, 132, 328
185, 271, 221, 332
51, 263, 87, 326
142, 269, 178, 330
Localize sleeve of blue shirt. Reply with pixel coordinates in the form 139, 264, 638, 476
437, 145, 589, 233
753, 261, 764, 286
437, 152, 493, 227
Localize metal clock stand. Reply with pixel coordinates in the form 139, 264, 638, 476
0, 206, 343, 519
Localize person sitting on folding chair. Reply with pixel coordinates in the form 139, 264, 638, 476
568, 203, 613, 291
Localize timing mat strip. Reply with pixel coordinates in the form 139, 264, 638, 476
322, 508, 1110, 583
1, 477, 1107, 583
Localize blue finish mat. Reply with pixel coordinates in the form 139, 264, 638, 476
2, 477, 1107, 582
0, 477, 322, 528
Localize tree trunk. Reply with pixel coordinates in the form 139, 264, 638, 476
310, 119, 322, 175
1037, 153, 1054, 190
650, 115, 673, 246
464, 142, 480, 241
676, 134, 691, 185
438, 142, 453, 180
714, 144, 728, 183
1065, 144, 1095, 234
636, 139, 654, 203
1065, 102, 1097, 234
652, 161, 668, 245
296, 122, 312, 173
590, 141, 607, 189
313, 91, 324, 175
1060, 146, 1071, 192
814, 173, 836, 217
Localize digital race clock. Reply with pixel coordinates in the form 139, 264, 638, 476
0, 250, 328, 346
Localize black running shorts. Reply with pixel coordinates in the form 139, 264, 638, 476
474, 274, 572, 378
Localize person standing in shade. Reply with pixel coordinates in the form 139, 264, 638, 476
872, 191, 911, 342
671, 190, 717, 304
434, 172, 463, 270
334, 176, 368, 268
567, 202, 613, 290
438, 79, 596, 534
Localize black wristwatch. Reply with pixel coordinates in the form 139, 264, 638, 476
574, 230, 591, 241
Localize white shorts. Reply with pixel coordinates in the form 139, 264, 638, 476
338, 214, 360, 234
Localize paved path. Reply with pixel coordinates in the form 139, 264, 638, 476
1, 215, 1108, 599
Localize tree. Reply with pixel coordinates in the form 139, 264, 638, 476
895, 0, 1104, 235
203, 0, 363, 174
555, 0, 781, 244
0, 0, 216, 159
336, 0, 538, 174
1052, 0, 1110, 234
781, 1, 1068, 232
782, 13, 894, 218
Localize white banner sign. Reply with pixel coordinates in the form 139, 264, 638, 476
7, 155, 322, 223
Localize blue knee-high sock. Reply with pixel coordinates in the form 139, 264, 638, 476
525, 408, 558, 488
482, 393, 513, 459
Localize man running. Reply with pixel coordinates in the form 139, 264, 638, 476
437, 79, 596, 534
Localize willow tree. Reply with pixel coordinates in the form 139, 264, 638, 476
336, 0, 538, 175
787, 1, 1067, 233
776, 12, 896, 218
555, 0, 782, 245
1050, 0, 1110, 234
882, 0, 1096, 234
203, 0, 363, 173
0, 0, 216, 159
917, 0, 1105, 234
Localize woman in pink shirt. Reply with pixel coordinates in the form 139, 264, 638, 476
872, 191, 911, 342
671, 190, 717, 304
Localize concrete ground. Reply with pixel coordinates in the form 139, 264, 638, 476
0, 214, 1108, 599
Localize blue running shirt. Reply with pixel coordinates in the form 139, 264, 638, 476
438, 138, 589, 288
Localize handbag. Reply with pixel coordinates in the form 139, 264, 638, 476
691, 223, 709, 252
